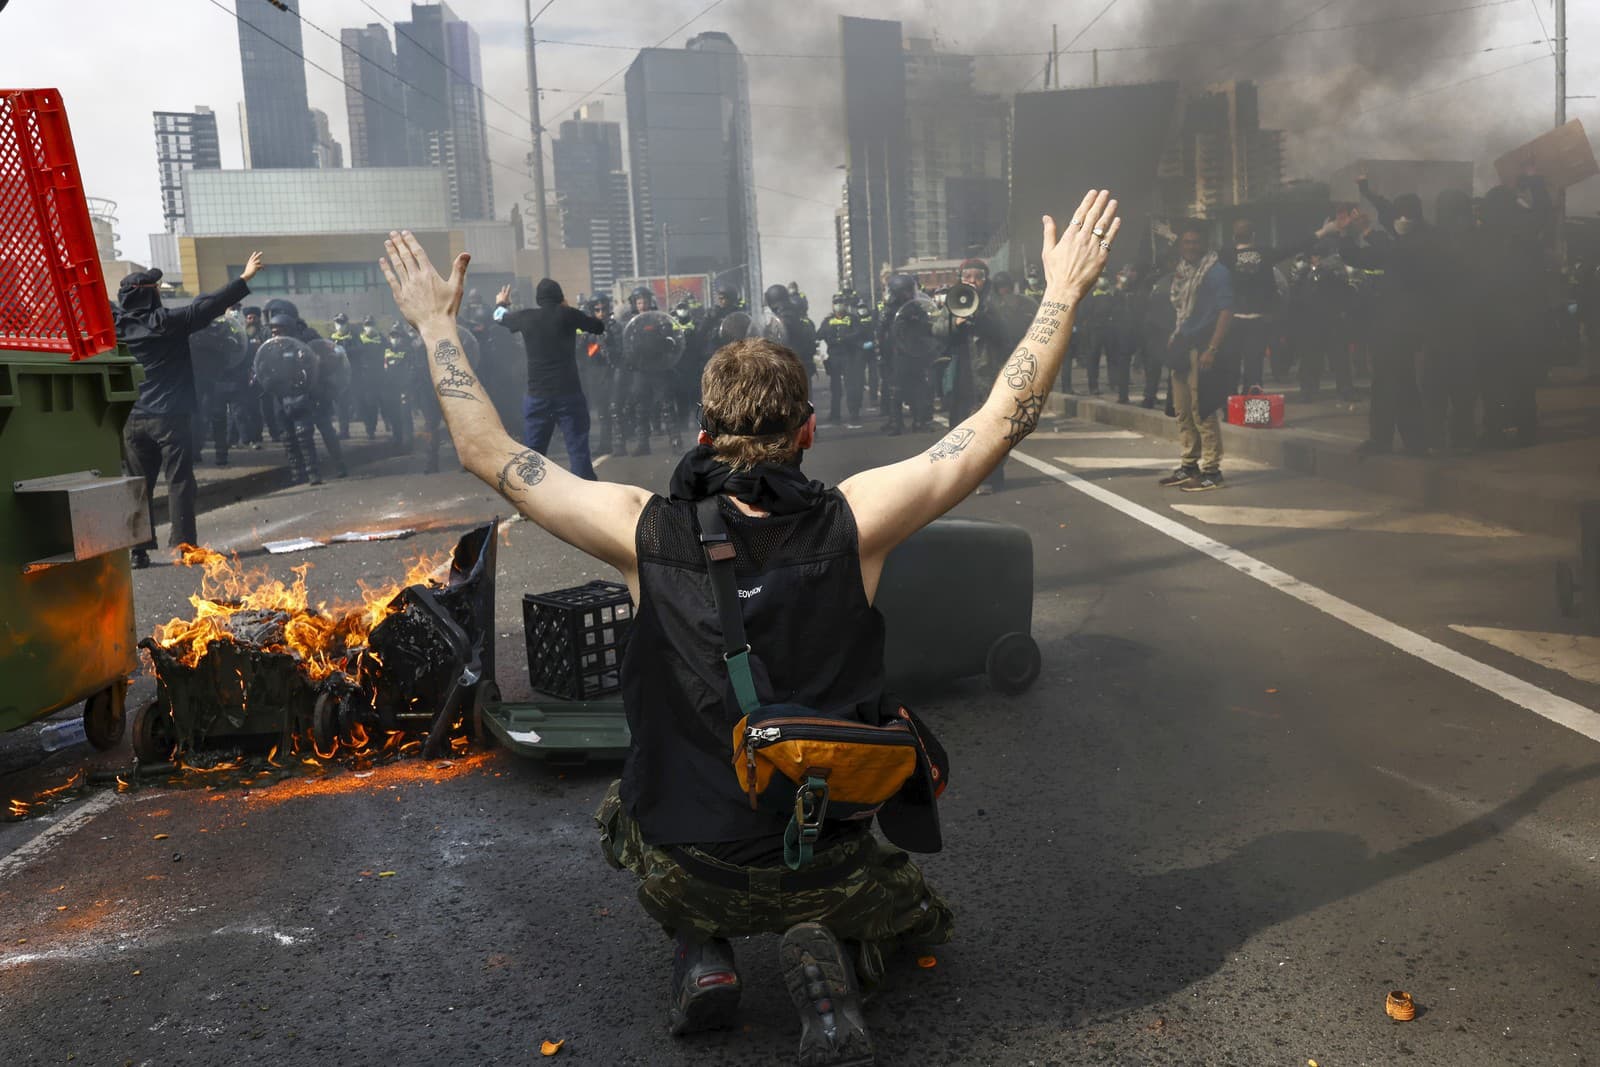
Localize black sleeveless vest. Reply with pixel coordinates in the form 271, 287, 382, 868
620, 490, 887, 847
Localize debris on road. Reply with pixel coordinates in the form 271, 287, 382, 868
1386, 990, 1416, 1021
540, 1038, 565, 1056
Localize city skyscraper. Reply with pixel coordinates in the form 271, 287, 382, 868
625, 32, 761, 301
552, 104, 634, 293
395, 2, 493, 220
341, 23, 410, 168
902, 40, 1009, 260
153, 106, 222, 233
1159, 81, 1285, 218
310, 109, 344, 169
235, 0, 316, 169
839, 16, 908, 303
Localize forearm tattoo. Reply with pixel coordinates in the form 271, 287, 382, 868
1002, 349, 1038, 390
928, 427, 975, 463
433, 340, 480, 401
1003, 392, 1046, 447
1040, 300, 1073, 314
495, 449, 547, 495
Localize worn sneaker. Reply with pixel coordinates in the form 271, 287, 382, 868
667, 933, 741, 1037
779, 923, 874, 1067
1180, 471, 1224, 492
1159, 466, 1199, 487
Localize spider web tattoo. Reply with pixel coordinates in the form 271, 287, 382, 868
1003, 392, 1045, 446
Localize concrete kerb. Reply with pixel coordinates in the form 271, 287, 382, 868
150, 439, 401, 519
1055, 394, 1587, 541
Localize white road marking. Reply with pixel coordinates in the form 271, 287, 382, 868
1450, 626, 1600, 686
593, 454, 610, 469
0, 792, 119, 882
1172, 504, 1521, 539
1054, 455, 1271, 472
1010, 449, 1600, 746
1029, 430, 1145, 441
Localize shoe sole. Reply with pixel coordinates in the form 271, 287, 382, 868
667, 981, 741, 1037
1159, 474, 1197, 487
1181, 481, 1223, 492
779, 924, 874, 1067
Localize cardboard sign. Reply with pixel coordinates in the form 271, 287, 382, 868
1494, 119, 1599, 191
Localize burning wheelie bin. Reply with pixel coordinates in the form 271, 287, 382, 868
0, 88, 144, 750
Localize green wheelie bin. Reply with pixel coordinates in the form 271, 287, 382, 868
0, 349, 147, 748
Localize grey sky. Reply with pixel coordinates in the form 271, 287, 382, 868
0, 0, 1593, 306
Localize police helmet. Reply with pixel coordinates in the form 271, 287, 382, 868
717, 284, 739, 302
593, 292, 614, 309
991, 271, 1015, 292
764, 283, 790, 310
333, 312, 348, 325
629, 285, 655, 310
362, 315, 376, 327
268, 313, 297, 333
389, 320, 406, 335
886, 274, 917, 302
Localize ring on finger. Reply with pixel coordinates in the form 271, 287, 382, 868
1071, 218, 1083, 228
1099, 240, 1110, 250
1092, 226, 1106, 237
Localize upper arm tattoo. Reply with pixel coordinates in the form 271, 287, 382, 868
928, 427, 975, 463
433, 339, 480, 401
496, 449, 547, 495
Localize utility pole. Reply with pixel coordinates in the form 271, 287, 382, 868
1093, 48, 1100, 87
524, 0, 552, 279
1556, 0, 1568, 260
1051, 25, 1059, 89
662, 223, 672, 307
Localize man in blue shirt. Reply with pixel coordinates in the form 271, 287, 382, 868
1160, 222, 1234, 492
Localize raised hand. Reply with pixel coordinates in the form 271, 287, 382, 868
241, 251, 265, 281
380, 230, 469, 330
1041, 190, 1121, 301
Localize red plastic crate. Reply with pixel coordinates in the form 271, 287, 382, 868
0, 89, 117, 359
1227, 390, 1285, 428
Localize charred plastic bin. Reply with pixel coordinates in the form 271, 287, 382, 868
876, 517, 1040, 695
1, 351, 147, 748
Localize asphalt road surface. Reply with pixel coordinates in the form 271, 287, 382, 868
3, 399, 1598, 1066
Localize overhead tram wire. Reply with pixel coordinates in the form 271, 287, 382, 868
203, 0, 546, 193
1525, 0, 1556, 55
1281, 51, 1549, 133
1210, 0, 1343, 82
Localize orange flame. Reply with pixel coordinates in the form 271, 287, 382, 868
149, 545, 450, 681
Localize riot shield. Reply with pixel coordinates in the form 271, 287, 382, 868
252, 335, 318, 397
760, 313, 789, 346
308, 339, 352, 398
715, 310, 753, 346
891, 295, 953, 366
622, 310, 682, 372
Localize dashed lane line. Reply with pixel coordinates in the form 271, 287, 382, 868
1052, 455, 1273, 472
1171, 504, 1521, 539
1450, 626, 1600, 687
0, 792, 119, 883
1011, 449, 1600, 746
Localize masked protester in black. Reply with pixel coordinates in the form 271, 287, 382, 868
1290, 243, 1356, 402
113, 255, 261, 567
1220, 219, 1320, 393
1337, 191, 1435, 456
1473, 176, 1551, 448
1107, 265, 1148, 404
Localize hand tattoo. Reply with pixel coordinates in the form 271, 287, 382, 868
928, 427, 975, 463
1002, 392, 1045, 447
1002, 349, 1038, 390
496, 449, 547, 495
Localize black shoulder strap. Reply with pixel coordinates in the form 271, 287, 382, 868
696, 497, 760, 715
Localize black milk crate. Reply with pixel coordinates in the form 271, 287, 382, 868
523, 580, 634, 700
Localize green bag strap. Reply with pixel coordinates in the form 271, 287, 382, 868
783, 775, 831, 870
695, 497, 761, 717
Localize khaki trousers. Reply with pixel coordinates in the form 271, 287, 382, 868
1171, 349, 1222, 474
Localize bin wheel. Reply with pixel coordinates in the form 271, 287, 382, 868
312, 691, 341, 754
472, 680, 501, 750
83, 680, 129, 751
986, 632, 1042, 695
131, 700, 175, 765
1556, 560, 1579, 618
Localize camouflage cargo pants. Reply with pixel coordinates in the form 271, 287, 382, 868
595, 780, 954, 988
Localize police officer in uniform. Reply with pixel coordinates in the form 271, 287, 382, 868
265, 314, 344, 485
853, 293, 880, 411
349, 315, 384, 438
765, 284, 817, 377
817, 291, 869, 424
328, 313, 357, 438
581, 294, 620, 456
1023, 265, 1046, 304
617, 286, 669, 456
876, 273, 927, 435
381, 320, 415, 452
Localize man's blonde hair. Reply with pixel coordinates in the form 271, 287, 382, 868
699, 338, 811, 469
